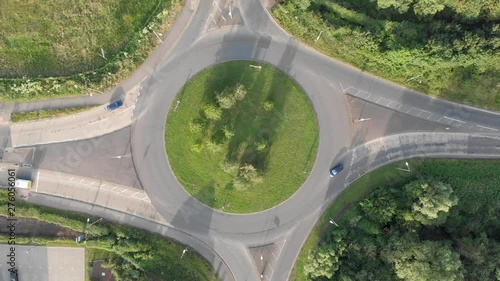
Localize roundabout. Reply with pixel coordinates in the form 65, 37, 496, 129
2, 1, 499, 281
165, 61, 319, 213
130, 20, 353, 279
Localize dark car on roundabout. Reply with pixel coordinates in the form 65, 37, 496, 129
329, 163, 344, 177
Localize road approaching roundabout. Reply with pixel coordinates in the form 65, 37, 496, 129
165, 61, 319, 213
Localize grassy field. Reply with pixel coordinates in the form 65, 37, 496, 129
0, 0, 182, 101
1, 0, 163, 77
10, 106, 98, 123
272, 1, 500, 110
291, 159, 500, 280
0, 192, 218, 281
165, 61, 319, 213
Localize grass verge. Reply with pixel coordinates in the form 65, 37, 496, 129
0, 0, 183, 101
11, 106, 98, 123
290, 161, 414, 281
291, 159, 500, 280
0, 193, 218, 281
165, 61, 319, 213
271, 2, 500, 110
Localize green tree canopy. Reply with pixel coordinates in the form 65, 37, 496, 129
386, 237, 464, 281
457, 233, 500, 280
404, 180, 458, 225
304, 243, 345, 279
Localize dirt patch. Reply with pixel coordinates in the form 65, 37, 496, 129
0, 216, 80, 238
90, 261, 116, 281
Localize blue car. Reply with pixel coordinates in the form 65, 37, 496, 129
107, 99, 123, 111
329, 163, 344, 177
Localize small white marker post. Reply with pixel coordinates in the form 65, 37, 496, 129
354, 118, 371, 123
396, 162, 411, 172
181, 247, 188, 259
249, 65, 262, 70
174, 100, 181, 112
315, 30, 323, 42
98, 48, 107, 60
406, 74, 423, 83
228, 6, 233, 19
152, 30, 163, 42
328, 217, 339, 227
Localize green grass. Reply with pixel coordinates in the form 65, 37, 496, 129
165, 61, 319, 213
271, 1, 500, 110
0, 0, 182, 101
290, 161, 414, 281
291, 159, 500, 280
0, 0, 162, 77
87, 248, 118, 261
10, 106, 98, 123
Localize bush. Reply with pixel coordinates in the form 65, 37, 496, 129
203, 104, 222, 120
263, 100, 274, 111
239, 163, 263, 185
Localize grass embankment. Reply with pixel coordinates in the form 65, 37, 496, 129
291, 161, 413, 281
0, 0, 182, 101
0, 193, 218, 281
272, 1, 500, 110
165, 61, 319, 213
291, 159, 500, 280
11, 106, 98, 123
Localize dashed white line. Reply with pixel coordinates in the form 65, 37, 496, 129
477, 125, 498, 131
443, 116, 466, 123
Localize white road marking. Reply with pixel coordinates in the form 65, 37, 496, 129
477, 125, 498, 131
213, 0, 222, 12
443, 116, 466, 123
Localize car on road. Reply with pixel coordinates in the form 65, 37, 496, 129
107, 99, 123, 111
329, 163, 344, 177
10, 269, 18, 281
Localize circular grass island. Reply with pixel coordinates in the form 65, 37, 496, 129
165, 61, 319, 213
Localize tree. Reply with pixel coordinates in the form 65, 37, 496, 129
376, 0, 413, 13
403, 180, 458, 225
457, 233, 500, 280
375, 0, 447, 16
413, 0, 446, 16
204, 104, 222, 120
233, 84, 247, 101
263, 100, 274, 111
239, 163, 263, 184
216, 88, 237, 109
359, 188, 398, 225
291, 0, 311, 11
216, 84, 246, 109
304, 243, 345, 279
387, 238, 464, 281
222, 125, 235, 140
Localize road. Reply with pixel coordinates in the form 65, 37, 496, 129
0, 0, 499, 280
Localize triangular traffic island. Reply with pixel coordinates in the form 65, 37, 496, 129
248, 239, 286, 280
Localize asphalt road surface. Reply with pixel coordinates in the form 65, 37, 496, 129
1, 0, 499, 280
